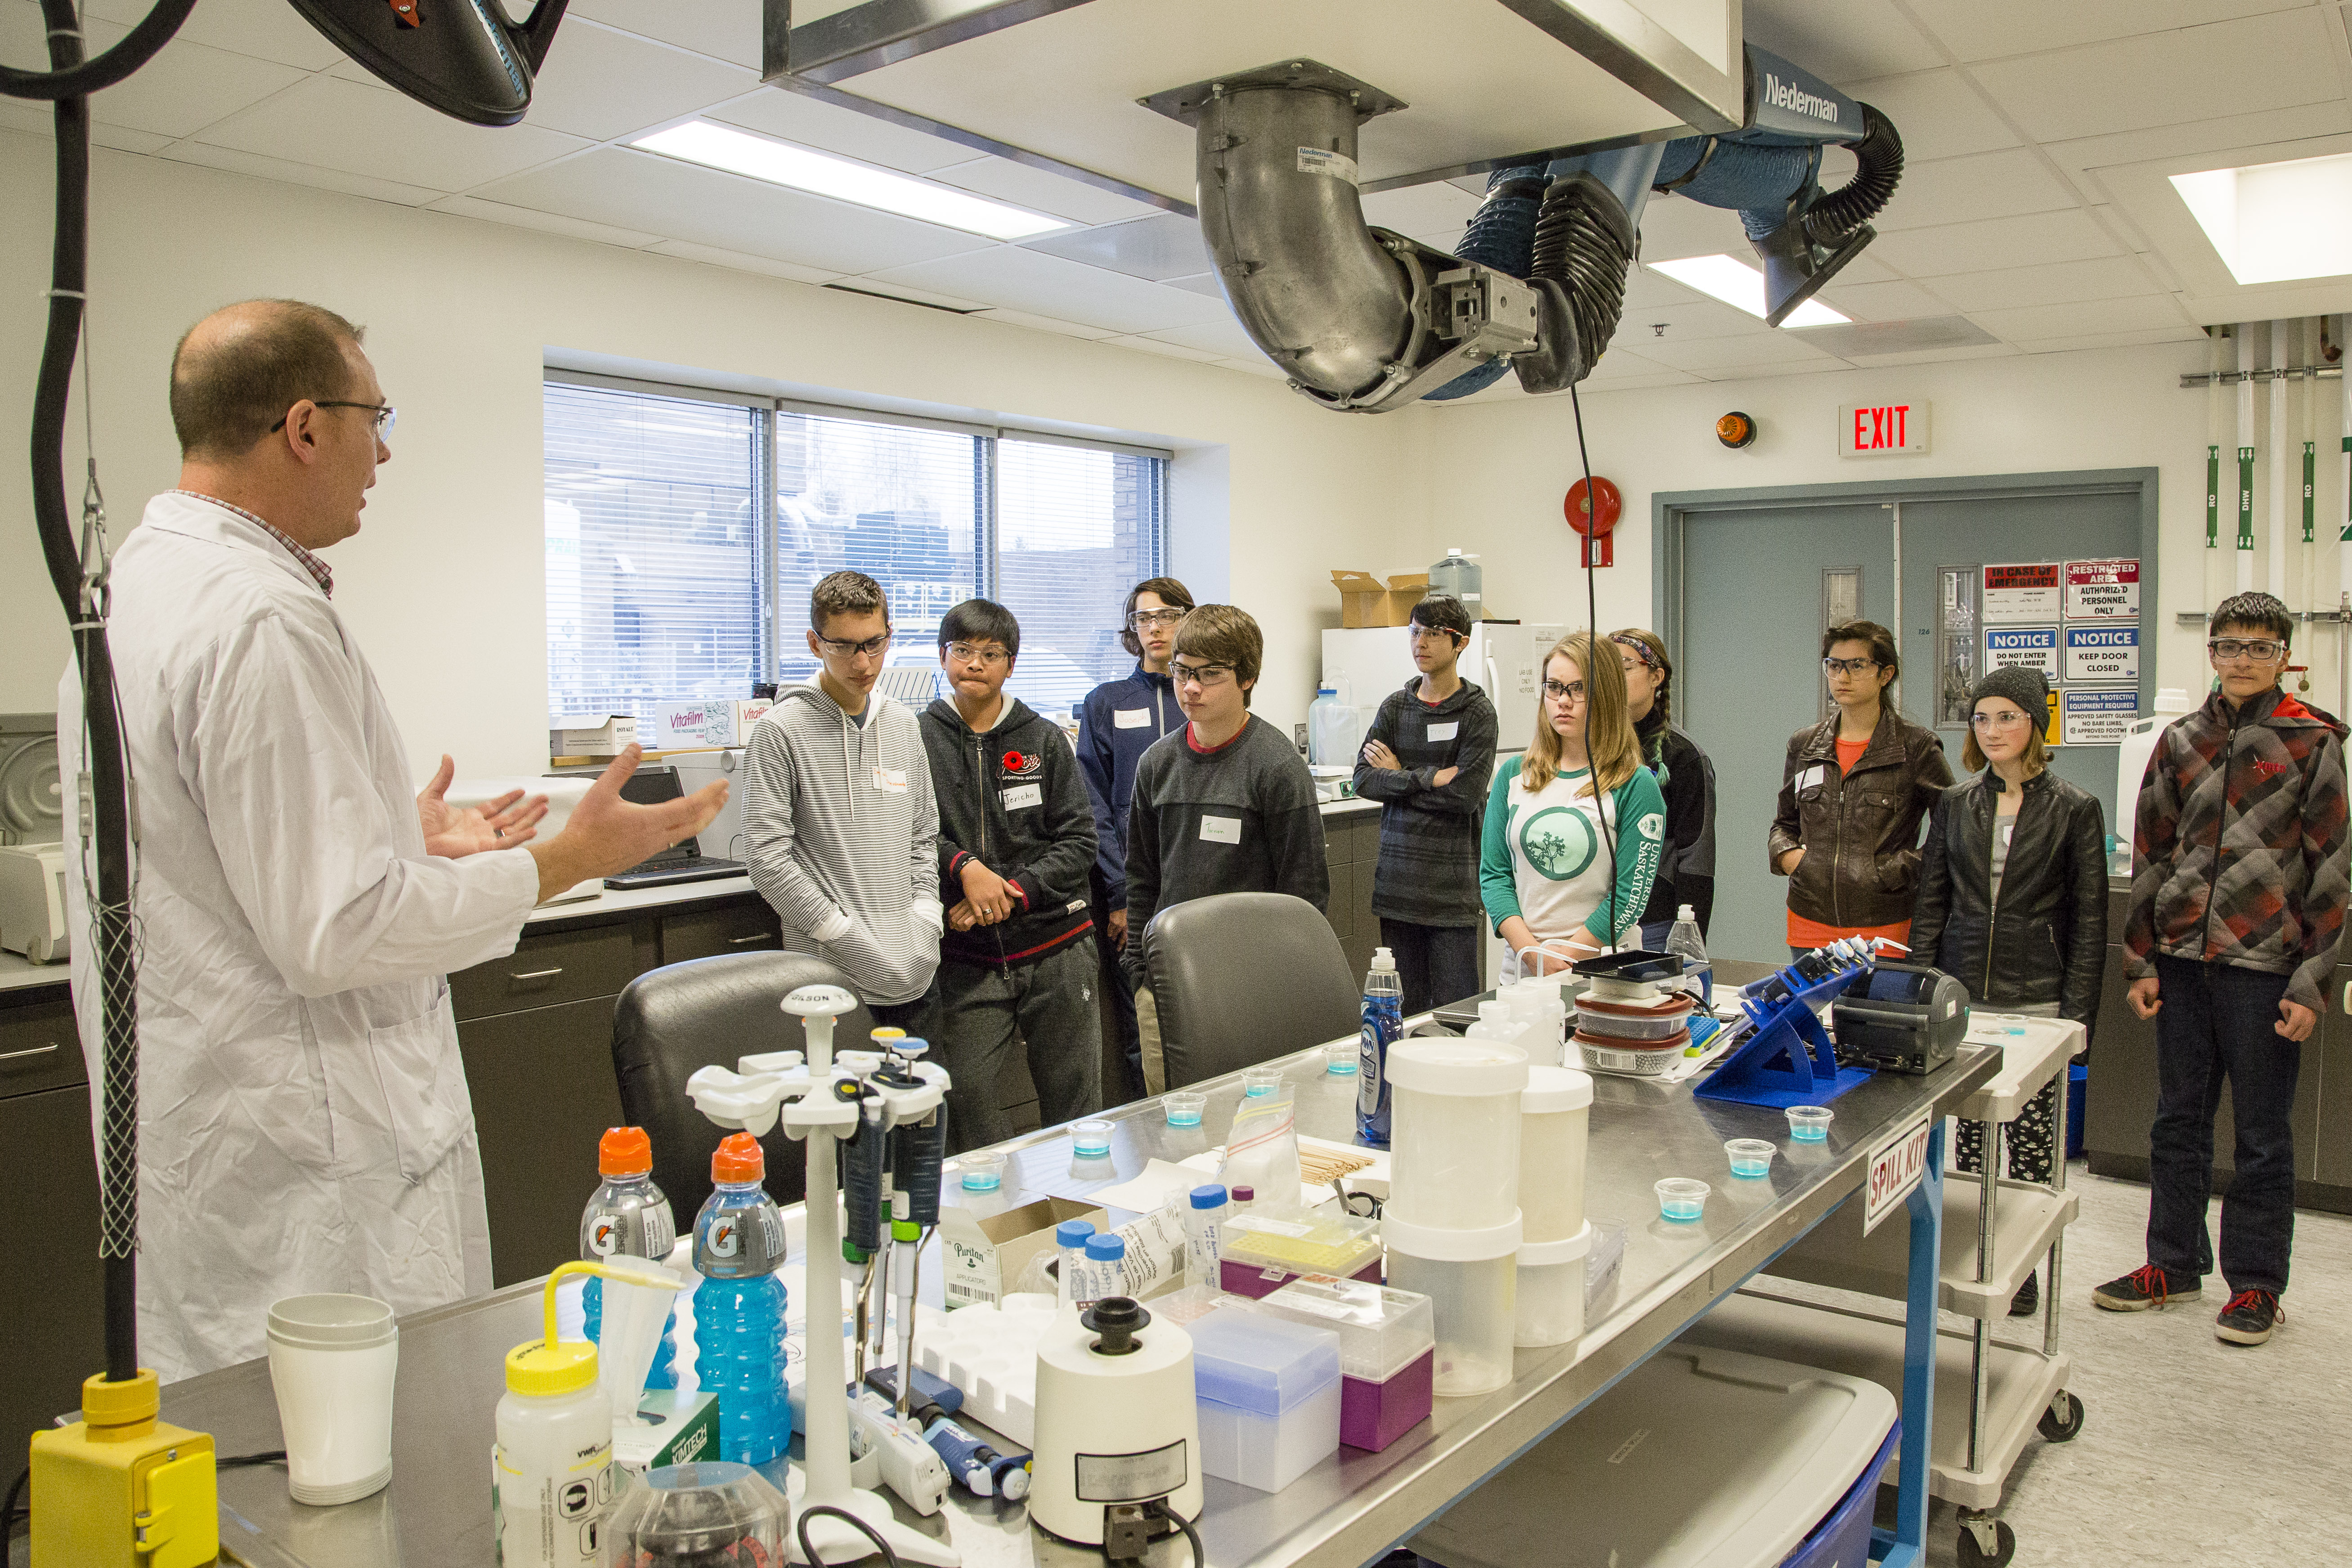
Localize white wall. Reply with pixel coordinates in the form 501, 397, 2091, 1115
1415, 340, 2352, 709
0, 130, 1429, 776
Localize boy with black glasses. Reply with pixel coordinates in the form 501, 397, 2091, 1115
2100, 591, 2348, 1346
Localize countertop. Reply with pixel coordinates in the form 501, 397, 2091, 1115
0, 950, 67, 995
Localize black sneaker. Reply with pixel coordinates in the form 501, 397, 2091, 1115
2215, 1289, 2283, 1346
2008, 1271, 2039, 1317
2092, 1263, 2199, 1311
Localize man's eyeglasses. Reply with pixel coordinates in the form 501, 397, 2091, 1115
1407, 625, 1463, 645
945, 642, 1009, 668
1129, 608, 1188, 630
1822, 657, 1881, 676
1541, 678, 1586, 702
815, 631, 893, 659
1970, 710, 2032, 731
2209, 638, 2285, 663
1170, 660, 1234, 688
271, 400, 396, 438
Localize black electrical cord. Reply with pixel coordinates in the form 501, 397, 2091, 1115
0, 0, 195, 99
1146, 1500, 1205, 1568
1569, 383, 1620, 949
797, 1502, 904, 1568
215, 1451, 288, 1471
3, 1464, 28, 1568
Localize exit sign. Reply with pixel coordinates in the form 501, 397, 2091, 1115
1839, 400, 1931, 457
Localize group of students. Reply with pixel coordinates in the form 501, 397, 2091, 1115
744, 570, 2340, 1354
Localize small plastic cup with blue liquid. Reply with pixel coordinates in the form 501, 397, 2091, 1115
1785, 1105, 1834, 1143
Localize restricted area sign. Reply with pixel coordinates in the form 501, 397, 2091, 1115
1985, 626, 2059, 679
2064, 558, 2140, 620
1983, 562, 2062, 623
2064, 624, 2141, 682
2063, 687, 2141, 745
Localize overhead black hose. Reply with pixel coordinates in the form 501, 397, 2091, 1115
1526, 171, 1636, 386
0, 0, 196, 99
1805, 102, 1903, 246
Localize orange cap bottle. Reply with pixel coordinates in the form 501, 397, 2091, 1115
598, 1126, 652, 1178
712, 1130, 765, 1183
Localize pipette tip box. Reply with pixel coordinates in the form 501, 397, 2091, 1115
1189, 1309, 1344, 1492
1218, 1209, 1383, 1299
1245, 1276, 1436, 1452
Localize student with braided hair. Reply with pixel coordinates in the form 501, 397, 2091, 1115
1611, 628, 1716, 948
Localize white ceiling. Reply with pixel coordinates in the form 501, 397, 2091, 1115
4, 0, 2352, 394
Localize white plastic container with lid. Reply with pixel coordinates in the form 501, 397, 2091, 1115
1188, 1307, 1344, 1492
1428, 548, 1483, 608
1384, 1038, 1528, 1231
1383, 1212, 1521, 1398
494, 1264, 616, 1568
1514, 1221, 1593, 1348
1461, 999, 1523, 1047
1518, 1065, 1594, 1245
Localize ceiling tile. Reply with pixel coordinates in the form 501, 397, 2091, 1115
1360, 182, 1483, 237
573, 0, 762, 70
1621, 265, 1706, 309
1836, 68, 2021, 161
84, 0, 343, 71
2018, 325, 2211, 354
1926, 255, 2166, 313
1637, 331, 1841, 372
1905, 0, 2293, 64
708, 86, 973, 175
428, 195, 664, 249
928, 156, 1166, 226
1214, 356, 1295, 380
1621, 296, 1780, 343
474, 146, 994, 273
1819, 278, 1955, 322
825, 279, 994, 313
861, 246, 1228, 335
1690, 358, 1851, 383
0, 98, 167, 154
522, 21, 758, 143
1869, 208, 2124, 277
1872, 147, 2081, 231
1162, 273, 1228, 300
1574, 369, 1706, 391
1106, 336, 1225, 365
1742, 0, 1945, 85
642, 240, 842, 286
1638, 192, 1756, 260
973, 309, 1119, 341
196, 75, 589, 193
1140, 318, 1265, 359
1830, 341, 2019, 367
1021, 213, 1210, 282
77, 16, 307, 140
1789, 315, 2002, 356
2048, 100, 2352, 184
1970, 9, 2340, 143
162, 141, 447, 206
1967, 294, 2194, 341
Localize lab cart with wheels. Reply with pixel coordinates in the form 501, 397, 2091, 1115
1684, 1012, 2087, 1568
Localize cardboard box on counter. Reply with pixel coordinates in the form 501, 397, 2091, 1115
1330, 570, 1431, 628
550, 714, 636, 757
940, 1197, 1107, 1309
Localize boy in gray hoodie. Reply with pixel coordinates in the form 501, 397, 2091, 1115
743, 570, 943, 1038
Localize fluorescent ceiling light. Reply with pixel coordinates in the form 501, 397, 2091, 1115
1645, 253, 1850, 328
631, 121, 1067, 241
2172, 152, 2352, 285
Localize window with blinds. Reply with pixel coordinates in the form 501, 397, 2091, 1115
544, 377, 1168, 726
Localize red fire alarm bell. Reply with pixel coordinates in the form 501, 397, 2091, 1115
1566, 477, 1621, 568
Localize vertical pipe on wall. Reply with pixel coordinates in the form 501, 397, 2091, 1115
2207, 328, 2227, 607
2238, 323, 2258, 592
2303, 318, 2318, 634
2271, 319, 2291, 602
2340, 315, 2351, 717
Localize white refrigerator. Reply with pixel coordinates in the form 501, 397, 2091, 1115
1320, 622, 1541, 756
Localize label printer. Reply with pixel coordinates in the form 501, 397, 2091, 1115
1831, 962, 1971, 1075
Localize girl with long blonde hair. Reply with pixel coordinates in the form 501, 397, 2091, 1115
1479, 631, 1665, 965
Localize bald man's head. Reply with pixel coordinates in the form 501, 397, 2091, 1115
170, 300, 366, 461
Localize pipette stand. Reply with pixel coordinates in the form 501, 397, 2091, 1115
1694, 943, 1877, 1109
686, 986, 960, 1567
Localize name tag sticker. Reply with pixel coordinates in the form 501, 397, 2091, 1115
873, 766, 909, 793
1199, 815, 1242, 845
1114, 708, 1152, 729
1796, 764, 1827, 792
1428, 721, 1460, 742
1003, 783, 1044, 811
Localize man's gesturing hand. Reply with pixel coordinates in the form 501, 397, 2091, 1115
419, 754, 548, 858
527, 746, 727, 902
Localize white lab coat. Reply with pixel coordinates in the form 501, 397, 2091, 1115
60, 492, 542, 1383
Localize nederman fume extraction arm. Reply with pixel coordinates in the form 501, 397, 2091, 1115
1178, 47, 1901, 412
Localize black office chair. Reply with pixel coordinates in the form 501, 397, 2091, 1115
1141, 892, 1362, 1090
611, 951, 877, 1225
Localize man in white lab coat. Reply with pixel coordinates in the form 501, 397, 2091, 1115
59, 299, 724, 1381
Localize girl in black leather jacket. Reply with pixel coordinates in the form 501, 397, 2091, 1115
1911, 667, 2108, 1313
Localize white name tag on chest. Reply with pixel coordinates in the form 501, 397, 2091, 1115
1796, 764, 1827, 791
1199, 815, 1242, 844
872, 766, 908, 793
1427, 721, 1460, 742
1003, 783, 1043, 811
1114, 708, 1152, 729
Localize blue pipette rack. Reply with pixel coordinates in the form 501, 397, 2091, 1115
1693, 945, 1877, 1108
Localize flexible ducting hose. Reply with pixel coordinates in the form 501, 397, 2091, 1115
1453, 173, 1546, 281
1525, 171, 1635, 387
1803, 103, 1902, 244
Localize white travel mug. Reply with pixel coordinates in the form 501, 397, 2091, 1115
266, 1294, 399, 1505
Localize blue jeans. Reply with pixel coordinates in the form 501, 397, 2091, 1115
2146, 956, 2302, 1294
1378, 920, 1483, 1017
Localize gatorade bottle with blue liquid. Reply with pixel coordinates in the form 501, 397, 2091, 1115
1356, 947, 1402, 1147
692, 1131, 791, 1465
579, 1126, 680, 1391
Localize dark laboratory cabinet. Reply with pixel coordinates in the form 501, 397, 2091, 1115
0, 988, 106, 1459
1322, 807, 1381, 980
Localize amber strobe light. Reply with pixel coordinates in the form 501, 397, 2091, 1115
1716, 412, 1756, 448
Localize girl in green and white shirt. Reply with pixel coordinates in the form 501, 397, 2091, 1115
1481, 629, 1665, 964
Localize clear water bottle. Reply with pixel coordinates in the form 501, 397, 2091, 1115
1667, 904, 1711, 1008
1308, 684, 1360, 766
580, 1126, 680, 1392
1356, 946, 1403, 1148
691, 1131, 790, 1465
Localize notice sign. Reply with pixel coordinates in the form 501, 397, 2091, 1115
2064, 624, 2141, 682
2063, 687, 2141, 745
1985, 626, 2059, 679
1864, 1109, 1935, 1236
1838, 400, 1930, 457
2064, 558, 2140, 620
1983, 562, 2062, 623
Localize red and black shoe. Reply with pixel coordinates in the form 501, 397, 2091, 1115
2091, 1263, 2197, 1312
2215, 1289, 2283, 1346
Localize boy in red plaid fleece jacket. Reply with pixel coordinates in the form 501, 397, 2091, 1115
2097, 593, 2348, 1346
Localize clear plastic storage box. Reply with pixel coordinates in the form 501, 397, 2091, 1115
1247, 1275, 1436, 1452
1218, 1208, 1383, 1299
1188, 1308, 1344, 1493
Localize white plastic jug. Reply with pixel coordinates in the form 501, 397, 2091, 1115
1308, 685, 1361, 766
1429, 549, 1483, 610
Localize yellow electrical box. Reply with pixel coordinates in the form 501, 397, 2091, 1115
28, 1369, 218, 1568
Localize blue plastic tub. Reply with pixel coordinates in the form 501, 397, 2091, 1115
2066, 1061, 2088, 1159
1779, 1420, 1900, 1568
